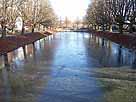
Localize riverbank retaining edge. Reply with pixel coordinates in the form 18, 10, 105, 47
0, 32, 49, 55
91, 31, 136, 51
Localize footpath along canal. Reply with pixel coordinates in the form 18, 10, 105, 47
0, 32, 135, 102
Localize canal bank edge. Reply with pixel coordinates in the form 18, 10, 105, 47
0, 32, 52, 55
90, 30, 136, 51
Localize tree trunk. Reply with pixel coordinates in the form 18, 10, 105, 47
11, 27, 14, 33
21, 21, 25, 35
98, 25, 100, 30
108, 25, 111, 31
107, 25, 110, 31
94, 25, 97, 30
38, 24, 40, 31
129, 23, 133, 33
102, 24, 105, 31
32, 27, 35, 33
1, 26, 6, 38
119, 24, 123, 34
4, 53, 9, 67
32, 24, 36, 33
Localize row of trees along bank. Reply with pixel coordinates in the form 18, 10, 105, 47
85, 0, 136, 34
0, 0, 57, 38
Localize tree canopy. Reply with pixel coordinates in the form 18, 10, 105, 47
86, 0, 136, 33
0, 0, 57, 37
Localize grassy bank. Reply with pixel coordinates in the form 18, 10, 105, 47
91, 30, 136, 51
93, 67, 136, 102
0, 32, 51, 55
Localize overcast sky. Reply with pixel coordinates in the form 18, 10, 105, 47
49, 0, 90, 21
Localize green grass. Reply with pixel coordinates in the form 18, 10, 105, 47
93, 67, 136, 102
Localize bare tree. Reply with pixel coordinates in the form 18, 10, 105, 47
86, 0, 135, 33
0, 0, 17, 37
108, 0, 132, 34
127, 0, 136, 33
17, 0, 32, 34
31, 0, 57, 32
0, 0, 57, 36
86, 1, 98, 30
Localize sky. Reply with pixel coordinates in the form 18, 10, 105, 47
49, 0, 90, 21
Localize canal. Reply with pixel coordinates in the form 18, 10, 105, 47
0, 32, 135, 102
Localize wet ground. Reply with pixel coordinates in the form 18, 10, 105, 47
0, 32, 135, 102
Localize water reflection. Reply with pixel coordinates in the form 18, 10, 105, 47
0, 37, 53, 102
3, 32, 132, 68
25, 44, 34, 58
4, 54, 9, 67
117, 46, 122, 66
8, 47, 26, 69
85, 33, 135, 67
0, 32, 135, 102
0, 56, 4, 69
0, 66, 51, 102
132, 53, 136, 68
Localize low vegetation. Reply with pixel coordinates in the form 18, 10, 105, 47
93, 67, 136, 102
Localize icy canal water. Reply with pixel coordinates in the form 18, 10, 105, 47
0, 32, 135, 102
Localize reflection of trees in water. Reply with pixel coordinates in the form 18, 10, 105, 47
0, 69, 32, 101
86, 34, 134, 67
117, 46, 122, 66
101, 38, 109, 48
5, 47, 26, 69
32, 43, 37, 63
4, 43, 36, 69
23, 46, 27, 60
97, 37, 100, 45
95, 37, 112, 66
117, 46, 135, 67
85, 34, 110, 67
132, 52, 136, 69
0, 36, 58, 101
2, 35, 57, 68
102, 38, 105, 47
0, 64, 51, 102
4, 54, 9, 67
